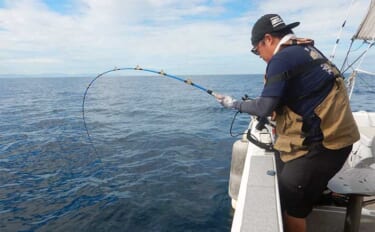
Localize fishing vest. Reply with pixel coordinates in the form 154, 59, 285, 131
270, 38, 360, 162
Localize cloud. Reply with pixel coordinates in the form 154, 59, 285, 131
0, 0, 373, 75
0, 0, 252, 75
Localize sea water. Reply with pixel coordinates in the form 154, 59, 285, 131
0, 73, 374, 232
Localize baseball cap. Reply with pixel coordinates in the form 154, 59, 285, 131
251, 14, 300, 46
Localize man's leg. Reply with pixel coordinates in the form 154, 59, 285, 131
277, 145, 351, 231
284, 212, 306, 232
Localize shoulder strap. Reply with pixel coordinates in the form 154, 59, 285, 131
265, 58, 327, 86
281, 38, 314, 47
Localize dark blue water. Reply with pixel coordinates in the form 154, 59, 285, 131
0, 73, 373, 232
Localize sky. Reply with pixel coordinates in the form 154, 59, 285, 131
0, 0, 373, 76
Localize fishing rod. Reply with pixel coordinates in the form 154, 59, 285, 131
82, 65, 220, 155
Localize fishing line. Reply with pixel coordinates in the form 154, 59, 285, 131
229, 94, 255, 137
82, 65, 220, 155
230, 111, 247, 137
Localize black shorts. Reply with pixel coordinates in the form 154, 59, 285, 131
276, 144, 352, 218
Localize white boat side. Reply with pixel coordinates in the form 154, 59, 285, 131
231, 118, 283, 232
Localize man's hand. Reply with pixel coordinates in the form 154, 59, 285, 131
215, 94, 237, 109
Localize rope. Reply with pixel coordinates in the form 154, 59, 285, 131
82, 65, 219, 155
330, 0, 356, 61
341, 41, 374, 74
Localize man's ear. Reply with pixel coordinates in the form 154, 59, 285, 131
263, 34, 272, 45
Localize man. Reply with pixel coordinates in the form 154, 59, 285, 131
217, 14, 360, 232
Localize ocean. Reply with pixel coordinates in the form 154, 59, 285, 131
0, 73, 374, 232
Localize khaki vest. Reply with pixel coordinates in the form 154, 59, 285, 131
274, 77, 360, 162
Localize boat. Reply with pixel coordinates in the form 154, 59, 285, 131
228, 1, 375, 231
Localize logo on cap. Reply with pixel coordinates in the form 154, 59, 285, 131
270, 15, 284, 28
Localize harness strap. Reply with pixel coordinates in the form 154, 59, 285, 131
265, 58, 327, 86
282, 38, 314, 46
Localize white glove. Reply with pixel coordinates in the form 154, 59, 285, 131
216, 94, 237, 109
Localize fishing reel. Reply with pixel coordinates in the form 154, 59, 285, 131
255, 116, 270, 131
241, 94, 252, 101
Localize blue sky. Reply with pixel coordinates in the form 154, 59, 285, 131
0, 0, 373, 76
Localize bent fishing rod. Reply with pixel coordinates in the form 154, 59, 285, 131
82, 65, 220, 155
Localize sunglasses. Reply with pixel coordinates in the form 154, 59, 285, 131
251, 38, 264, 55
251, 46, 260, 55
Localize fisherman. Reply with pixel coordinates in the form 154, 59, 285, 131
216, 14, 360, 232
